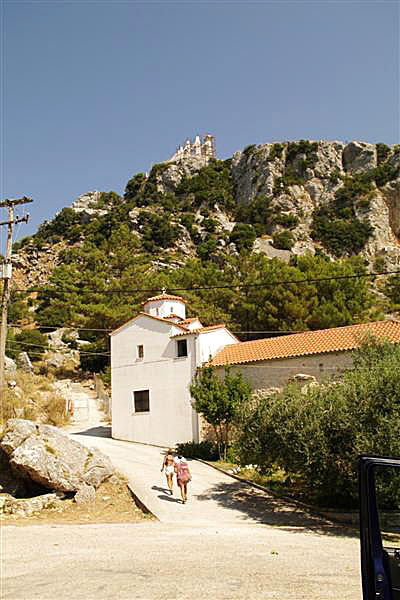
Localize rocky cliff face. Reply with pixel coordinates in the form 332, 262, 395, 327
228, 141, 399, 268
12, 140, 400, 290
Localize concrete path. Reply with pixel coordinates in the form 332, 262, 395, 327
62, 385, 353, 532
63, 385, 333, 527
66, 425, 342, 531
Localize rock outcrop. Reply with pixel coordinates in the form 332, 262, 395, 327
4, 356, 17, 373
70, 190, 109, 222
11, 139, 400, 292
1, 419, 114, 492
0, 492, 62, 517
16, 352, 34, 373
231, 141, 400, 269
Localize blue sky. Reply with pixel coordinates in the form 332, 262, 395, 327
1, 0, 399, 245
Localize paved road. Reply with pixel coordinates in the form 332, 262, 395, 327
3, 521, 361, 600
2, 385, 363, 599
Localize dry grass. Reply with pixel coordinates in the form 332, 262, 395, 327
2, 372, 70, 430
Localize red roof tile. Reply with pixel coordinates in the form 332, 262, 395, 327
179, 318, 199, 324
144, 294, 186, 304
211, 320, 400, 366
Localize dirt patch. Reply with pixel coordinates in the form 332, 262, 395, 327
1, 476, 153, 526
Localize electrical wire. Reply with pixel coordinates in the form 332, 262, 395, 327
11, 268, 400, 296
8, 323, 308, 334
8, 323, 113, 332
5, 340, 109, 356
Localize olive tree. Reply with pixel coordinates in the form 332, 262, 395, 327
236, 340, 400, 508
190, 365, 252, 459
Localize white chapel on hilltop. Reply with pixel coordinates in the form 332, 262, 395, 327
110, 292, 238, 447
169, 134, 216, 162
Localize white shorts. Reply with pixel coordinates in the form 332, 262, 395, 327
165, 465, 174, 476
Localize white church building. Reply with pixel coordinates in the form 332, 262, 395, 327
110, 292, 238, 447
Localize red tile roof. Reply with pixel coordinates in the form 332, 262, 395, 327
143, 294, 186, 304
179, 318, 199, 324
211, 320, 400, 366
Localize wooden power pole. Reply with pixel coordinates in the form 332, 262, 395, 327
0, 197, 33, 392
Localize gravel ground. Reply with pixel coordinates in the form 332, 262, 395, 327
2, 521, 362, 600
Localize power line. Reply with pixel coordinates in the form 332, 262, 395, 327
11, 268, 400, 296
8, 323, 307, 334
110, 359, 340, 372
6, 340, 109, 356
9, 323, 113, 332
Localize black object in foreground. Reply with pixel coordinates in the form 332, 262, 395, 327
359, 455, 400, 600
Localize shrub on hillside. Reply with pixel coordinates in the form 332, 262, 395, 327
7, 328, 48, 362
272, 231, 294, 250
175, 440, 219, 461
236, 340, 400, 508
229, 223, 257, 252
79, 339, 109, 373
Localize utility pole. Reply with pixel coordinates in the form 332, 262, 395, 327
0, 197, 33, 392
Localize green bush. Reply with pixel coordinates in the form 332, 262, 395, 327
175, 441, 219, 461
272, 231, 294, 250
384, 274, 400, 308
137, 211, 180, 250
7, 328, 48, 362
124, 173, 147, 202
236, 340, 400, 508
197, 236, 219, 261
243, 144, 257, 158
286, 140, 319, 171
229, 223, 257, 252
329, 168, 341, 185
234, 196, 273, 236
79, 339, 109, 373
273, 214, 299, 229
311, 212, 373, 256
376, 143, 391, 165
176, 159, 235, 214
35, 208, 83, 245
8, 291, 30, 323
273, 169, 304, 195
267, 143, 284, 161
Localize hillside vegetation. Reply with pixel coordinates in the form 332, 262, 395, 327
8, 139, 400, 376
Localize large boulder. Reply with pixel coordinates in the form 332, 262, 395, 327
342, 141, 376, 174
1, 419, 114, 492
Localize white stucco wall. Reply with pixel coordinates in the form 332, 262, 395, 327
215, 351, 354, 390
186, 319, 202, 331
144, 299, 186, 319
111, 314, 198, 446
198, 329, 239, 364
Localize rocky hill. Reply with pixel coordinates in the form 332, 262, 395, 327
12, 139, 399, 291
6, 139, 400, 374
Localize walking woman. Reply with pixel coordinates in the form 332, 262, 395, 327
161, 448, 175, 495
175, 455, 191, 504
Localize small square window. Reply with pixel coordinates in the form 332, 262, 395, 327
133, 390, 149, 412
177, 339, 188, 358
170, 306, 174, 314
137, 345, 144, 359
